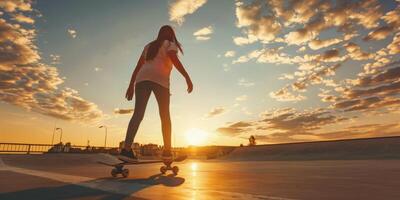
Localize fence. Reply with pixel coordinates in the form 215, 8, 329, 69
0, 143, 118, 154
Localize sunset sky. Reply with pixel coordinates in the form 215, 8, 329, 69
0, 0, 399, 147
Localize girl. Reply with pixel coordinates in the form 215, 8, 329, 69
118, 25, 193, 162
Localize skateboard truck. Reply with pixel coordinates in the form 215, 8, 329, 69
160, 159, 179, 175
111, 163, 130, 178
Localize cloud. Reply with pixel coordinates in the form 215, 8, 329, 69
234, 47, 317, 65
169, 0, 207, 25
193, 26, 213, 41
235, 95, 248, 101
318, 89, 338, 103
318, 49, 346, 62
12, 13, 34, 24
280, 0, 385, 45
308, 38, 342, 50
216, 107, 348, 141
284, 16, 328, 45
0, 0, 32, 12
363, 6, 400, 41
231, 0, 398, 104
205, 106, 226, 118
114, 108, 134, 114
297, 46, 307, 52
269, 61, 342, 101
194, 36, 209, 41
387, 32, 400, 55
193, 26, 212, 36
285, 28, 316, 45
67, 28, 77, 38
344, 42, 371, 60
261, 108, 344, 131
269, 87, 306, 102
0, 0, 103, 123
269, 0, 323, 27
346, 81, 400, 99
221, 0, 400, 142
297, 63, 341, 87
254, 122, 399, 143
382, 7, 400, 25
0, 19, 40, 70
355, 63, 400, 87
224, 50, 235, 57
232, 0, 389, 55
328, 61, 400, 113
232, 49, 264, 64
363, 26, 394, 41
257, 48, 294, 64
315, 123, 400, 140
233, 34, 257, 46
216, 121, 253, 137
333, 96, 379, 110
279, 73, 294, 80
235, 1, 281, 43
237, 78, 255, 87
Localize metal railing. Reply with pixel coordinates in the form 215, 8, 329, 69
0, 143, 118, 154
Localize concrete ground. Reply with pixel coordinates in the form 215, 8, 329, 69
1, 154, 400, 200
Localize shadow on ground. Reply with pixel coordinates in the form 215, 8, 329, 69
0, 173, 185, 200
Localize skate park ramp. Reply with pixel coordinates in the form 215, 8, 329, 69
223, 136, 400, 161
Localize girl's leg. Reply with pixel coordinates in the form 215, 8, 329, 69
152, 83, 171, 151
124, 81, 152, 150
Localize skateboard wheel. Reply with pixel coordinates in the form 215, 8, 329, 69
160, 166, 167, 174
172, 166, 179, 175
111, 168, 118, 177
122, 169, 129, 178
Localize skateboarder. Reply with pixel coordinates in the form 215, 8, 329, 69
118, 25, 193, 163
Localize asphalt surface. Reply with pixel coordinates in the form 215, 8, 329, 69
1, 154, 400, 200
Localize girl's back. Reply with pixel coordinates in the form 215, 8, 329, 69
136, 40, 178, 89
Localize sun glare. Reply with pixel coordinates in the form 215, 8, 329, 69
185, 128, 208, 146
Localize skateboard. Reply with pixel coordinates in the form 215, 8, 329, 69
98, 155, 187, 178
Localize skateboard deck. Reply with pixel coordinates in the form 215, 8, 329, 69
97, 160, 163, 167
98, 155, 187, 178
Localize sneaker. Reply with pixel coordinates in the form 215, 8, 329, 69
117, 148, 138, 163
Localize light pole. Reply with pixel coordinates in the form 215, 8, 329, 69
51, 127, 56, 145
56, 127, 63, 143
99, 125, 108, 148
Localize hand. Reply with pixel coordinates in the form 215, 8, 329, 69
125, 84, 134, 101
186, 79, 193, 93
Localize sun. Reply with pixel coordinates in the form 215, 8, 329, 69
185, 128, 208, 146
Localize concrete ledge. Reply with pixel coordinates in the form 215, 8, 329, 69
223, 136, 400, 161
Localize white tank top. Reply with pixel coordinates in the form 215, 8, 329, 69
135, 40, 178, 89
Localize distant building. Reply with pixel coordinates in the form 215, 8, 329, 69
142, 144, 160, 156
132, 142, 140, 155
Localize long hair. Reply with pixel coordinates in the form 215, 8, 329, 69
145, 25, 183, 61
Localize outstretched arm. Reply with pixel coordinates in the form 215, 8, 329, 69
125, 54, 145, 100
168, 52, 193, 93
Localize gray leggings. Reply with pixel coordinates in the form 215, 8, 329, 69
125, 80, 171, 150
